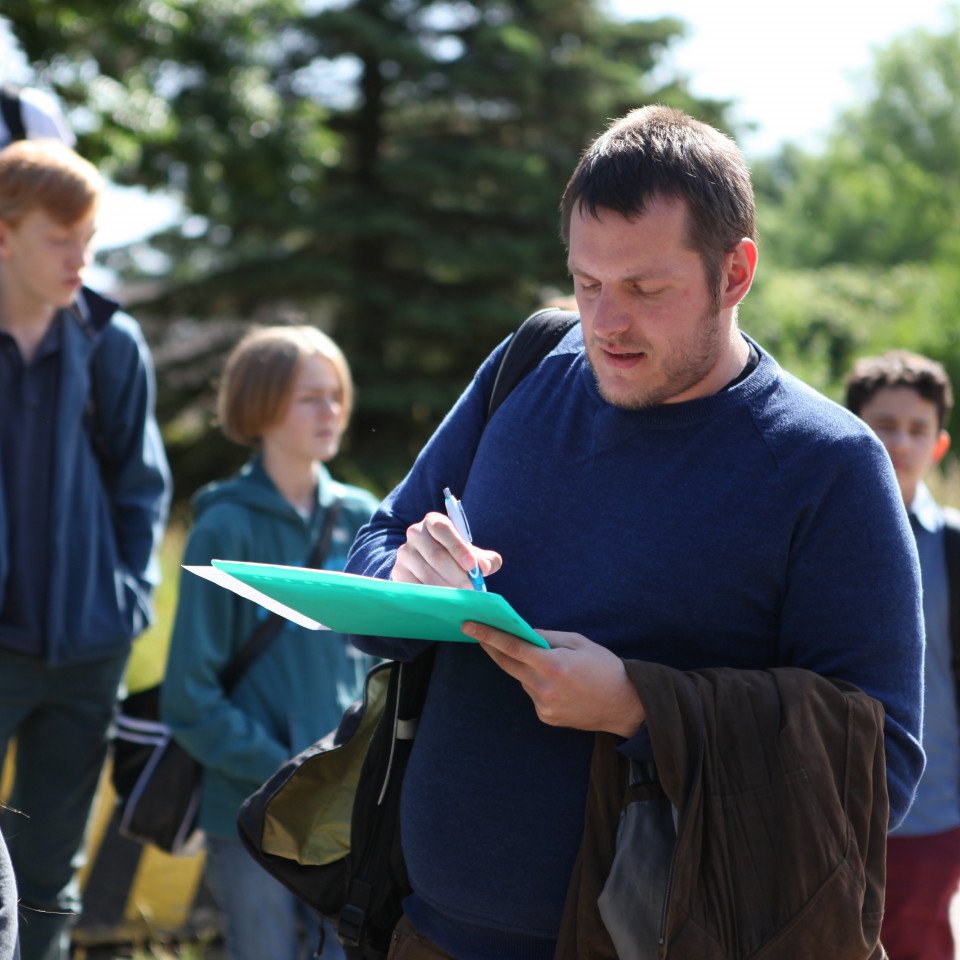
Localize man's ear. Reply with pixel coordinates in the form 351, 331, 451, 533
934, 429, 951, 465
719, 238, 758, 310
0, 219, 10, 261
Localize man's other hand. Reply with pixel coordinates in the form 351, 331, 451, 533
462, 622, 646, 738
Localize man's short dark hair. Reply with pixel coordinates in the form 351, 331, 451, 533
559, 105, 756, 298
845, 350, 954, 430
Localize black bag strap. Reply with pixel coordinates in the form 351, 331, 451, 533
487, 307, 579, 419
0, 85, 26, 142
943, 507, 960, 697
220, 498, 344, 695
337, 308, 581, 952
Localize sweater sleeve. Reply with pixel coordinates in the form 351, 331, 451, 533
777, 433, 924, 828
95, 314, 172, 608
346, 340, 508, 660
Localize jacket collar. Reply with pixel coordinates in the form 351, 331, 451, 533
65, 285, 120, 342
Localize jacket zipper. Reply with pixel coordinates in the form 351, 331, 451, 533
658, 696, 707, 957
657, 819, 679, 954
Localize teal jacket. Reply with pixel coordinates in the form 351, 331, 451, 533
161, 456, 379, 838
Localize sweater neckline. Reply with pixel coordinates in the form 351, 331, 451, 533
576, 334, 779, 428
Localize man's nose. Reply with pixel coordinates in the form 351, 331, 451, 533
591, 291, 632, 337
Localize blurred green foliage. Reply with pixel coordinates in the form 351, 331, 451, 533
4, 0, 733, 499
5, 2, 960, 495
747, 11, 960, 442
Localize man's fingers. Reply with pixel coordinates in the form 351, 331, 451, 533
422, 513, 500, 578
475, 549, 503, 577
463, 621, 540, 662
392, 514, 502, 588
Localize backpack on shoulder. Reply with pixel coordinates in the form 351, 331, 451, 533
236, 308, 579, 959
0, 85, 26, 143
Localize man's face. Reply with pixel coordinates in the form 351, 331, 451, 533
0, 207, 95, 311
858, 386, 949, 505
567, 196, 738, 410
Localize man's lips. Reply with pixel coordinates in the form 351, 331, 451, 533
601, 347, 647, 369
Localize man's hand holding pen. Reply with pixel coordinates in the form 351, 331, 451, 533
393, 491, 645, 738
391, 510, 503, 589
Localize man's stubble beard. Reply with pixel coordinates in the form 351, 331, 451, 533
587, 302, 727, 411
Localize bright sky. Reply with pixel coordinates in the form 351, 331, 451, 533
614, 0, 955, 156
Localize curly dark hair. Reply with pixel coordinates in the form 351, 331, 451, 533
845, 350, 953, 430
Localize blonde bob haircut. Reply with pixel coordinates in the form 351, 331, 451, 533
0, 139, 103, 226
218, 325, 354, 448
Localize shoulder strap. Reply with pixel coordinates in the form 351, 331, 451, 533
85, 339, 110, 469
219, 498, 344, 695
487, 307, 580, 420
0, 85, 26, 142
943, 507, 960, 694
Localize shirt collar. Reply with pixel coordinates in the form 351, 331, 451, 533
909, 481, 942, 533
0, 312, 64, 363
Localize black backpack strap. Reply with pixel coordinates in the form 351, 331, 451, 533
943, 507, 960, 698
220, 498, 344, 695
339, 645, 437, 953
487, 307, 580, 420
0, 85, 26, 142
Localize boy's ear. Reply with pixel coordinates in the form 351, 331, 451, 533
934, 430, 951, 464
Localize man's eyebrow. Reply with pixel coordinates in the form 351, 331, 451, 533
567, 264, 672, 283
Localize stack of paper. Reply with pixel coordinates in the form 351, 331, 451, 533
186, 561, 549, 648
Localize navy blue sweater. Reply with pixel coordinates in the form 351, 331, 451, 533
346, 328, 924, 960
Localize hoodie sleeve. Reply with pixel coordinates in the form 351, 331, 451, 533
160, 506, 289, 786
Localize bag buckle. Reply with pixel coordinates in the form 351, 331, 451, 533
338, 904, 366, 947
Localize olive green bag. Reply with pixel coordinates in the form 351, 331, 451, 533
236, 648, 435, 960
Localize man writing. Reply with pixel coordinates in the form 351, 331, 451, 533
346, 105, 924, 959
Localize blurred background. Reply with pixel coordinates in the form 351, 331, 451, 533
6, 0, 960, 506
5, 1, 960, 954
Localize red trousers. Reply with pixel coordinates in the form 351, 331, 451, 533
881, 826, 960, 960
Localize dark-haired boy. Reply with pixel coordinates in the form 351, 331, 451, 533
846, 349, 960, 960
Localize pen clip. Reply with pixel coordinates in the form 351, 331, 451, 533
454, 498, 472, 542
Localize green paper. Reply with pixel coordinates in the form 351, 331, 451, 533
207, 560, 549, 649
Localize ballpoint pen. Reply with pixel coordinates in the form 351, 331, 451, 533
442, 487, 487, 591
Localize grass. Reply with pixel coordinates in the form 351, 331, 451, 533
76, 943, 219, 960
125, 518, 187, 693
927, 457, 960, 508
